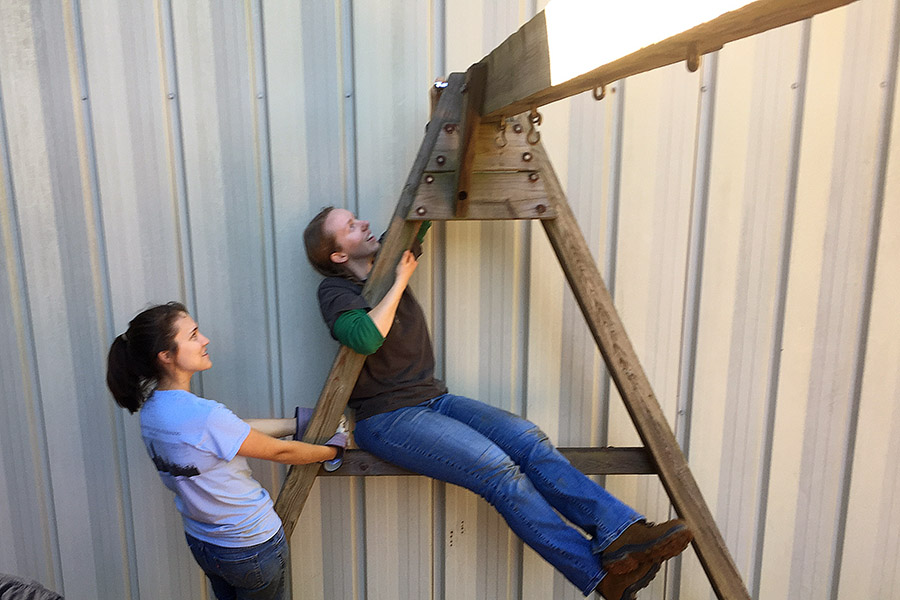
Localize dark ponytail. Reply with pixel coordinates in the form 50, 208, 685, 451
106, 302, 187, 413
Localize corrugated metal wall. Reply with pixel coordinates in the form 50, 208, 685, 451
1, 1, 898, 599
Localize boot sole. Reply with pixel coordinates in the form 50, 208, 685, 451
618, 561, 661, 600
602, 525, 693, 575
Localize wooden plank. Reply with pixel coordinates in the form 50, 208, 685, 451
454, 63, 487, 217
430, 116, 542, 173
480, 0, 859, 119
409, 172, 556, 221
532, 143, 750, 599
274, 73, 468, 539
318, 447, 656, 477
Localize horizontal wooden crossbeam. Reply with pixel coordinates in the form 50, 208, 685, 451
479, 0, 859, 119
316, 447, 655, 477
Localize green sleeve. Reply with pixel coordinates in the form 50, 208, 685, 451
333, 309, 385, 355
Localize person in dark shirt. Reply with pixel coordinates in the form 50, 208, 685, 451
303, 207, 693, 599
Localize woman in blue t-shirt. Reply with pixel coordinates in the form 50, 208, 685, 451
106, 301, 344, 600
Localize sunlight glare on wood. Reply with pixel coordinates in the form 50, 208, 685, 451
544, 0, 753, 85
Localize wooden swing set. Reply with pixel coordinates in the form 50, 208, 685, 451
274, 1, 858, 597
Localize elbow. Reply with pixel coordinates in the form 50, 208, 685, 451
350, 336, 384, 356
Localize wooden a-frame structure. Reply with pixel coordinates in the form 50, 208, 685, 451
275, 1, 858, 598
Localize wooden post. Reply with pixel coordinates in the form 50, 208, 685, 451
274, 73, 468, 538
531, 141, 751, 600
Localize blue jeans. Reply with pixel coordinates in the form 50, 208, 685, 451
354, 394, 642, 595
185, 527, 289, 600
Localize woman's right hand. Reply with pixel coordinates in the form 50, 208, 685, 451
395, 250, 418, 284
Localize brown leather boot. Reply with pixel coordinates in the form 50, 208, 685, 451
595, 560, 661, 600
601, 519, 693, 575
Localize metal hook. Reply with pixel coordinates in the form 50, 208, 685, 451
592, 84, 606, 101
495, 117, 508, 148
686, 44, 701, 72
526, 108, 542, 145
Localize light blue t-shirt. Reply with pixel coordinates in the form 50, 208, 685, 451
140, 389, 282, 547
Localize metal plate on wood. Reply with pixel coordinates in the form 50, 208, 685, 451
409, 171, 556, 220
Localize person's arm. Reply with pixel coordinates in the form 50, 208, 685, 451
244, 418, 294, 438
366, 250, 417, 336
237, 428, 338, 465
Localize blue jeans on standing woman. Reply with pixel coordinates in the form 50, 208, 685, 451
185, 527, 289, 600
354, 393, 643, 595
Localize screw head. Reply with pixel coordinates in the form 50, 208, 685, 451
425, 175, 434, 184
522, 152, 533, 162
444, 123, 457, 134
416, 206, 427, 216
513, 123, 523, 134
535, 204, 546, 214
528, 172, 540, 182
436, 155, 446, 166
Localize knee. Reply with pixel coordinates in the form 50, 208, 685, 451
477, 455, 528, 504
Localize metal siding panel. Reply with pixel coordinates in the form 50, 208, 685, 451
261, 2, 360, 598
352, 3, 434, 599
0, 1, 132, 597
836, 0, 900, 597
0, 35, 60, 587
681, 24, 809, 600
445, 3, 541, 599
80, 2, 192, 596
786, 1, 895, 598
761, 2, 896, 599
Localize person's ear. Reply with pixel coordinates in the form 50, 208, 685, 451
330, 251, 348, 264
158, 349, 174, 366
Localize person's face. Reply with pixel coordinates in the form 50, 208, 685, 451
324, 208, 380, 265
160, 313, 212, 376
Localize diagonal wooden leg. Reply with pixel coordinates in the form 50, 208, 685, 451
274, 73, 467, 539
531, 141, 750, 600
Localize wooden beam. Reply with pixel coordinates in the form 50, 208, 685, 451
317, 447, 656, 477
274, 74, 468, 539
480, 0, 858, 119
454, 63, 487, 217
532, 143, 750, 599
410, 172, 555, 221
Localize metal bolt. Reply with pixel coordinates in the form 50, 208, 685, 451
791, 82, 799, 90
513, 123, 523, 134
416, 206, 427, 216
522, 152, 532, 162
528, 172, 540, 182
257, 93, 263, 99
168, 93, 175, 99
444, 123, 457, 134
425, 175, 434, 184
535, 204, 546, 214
436, 155, 446, 166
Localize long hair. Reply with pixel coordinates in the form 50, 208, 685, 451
303, 206, 347, 277
106, 302, 187, 413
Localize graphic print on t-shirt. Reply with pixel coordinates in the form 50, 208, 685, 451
148, 442, 200, 477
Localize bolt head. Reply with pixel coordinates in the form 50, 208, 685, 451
425, 175, 434, 184
513, 123, 523, 134
436, 155, 446, 166
528, 173, 540, 182
416, 207, 427, 216
522, 152, 532, 162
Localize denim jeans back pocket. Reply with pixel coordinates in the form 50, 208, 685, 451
215, 551, 265, 590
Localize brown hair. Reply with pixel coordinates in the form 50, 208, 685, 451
303, 206, 347, 277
